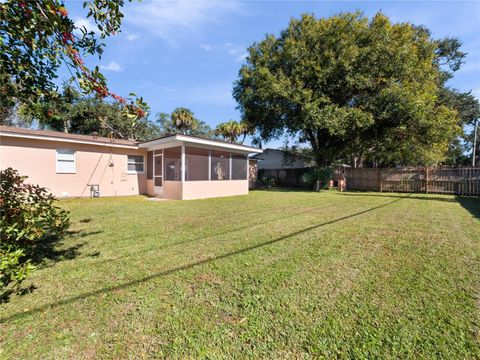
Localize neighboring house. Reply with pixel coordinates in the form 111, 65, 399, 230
0, 125, 262, 200
251, 148, 311, 170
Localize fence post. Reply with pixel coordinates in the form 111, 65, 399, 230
377, 169, 382, 192
425, 167, 429, 194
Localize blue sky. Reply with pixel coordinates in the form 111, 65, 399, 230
66, 1, 480, 147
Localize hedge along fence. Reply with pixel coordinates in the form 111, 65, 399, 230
258, 168, 311, 187
344, 167, 480, 196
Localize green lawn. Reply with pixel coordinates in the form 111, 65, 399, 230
1, 190, 479, 358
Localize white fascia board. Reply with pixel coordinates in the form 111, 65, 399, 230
0, 132, 139, 149
139, 134, 263, 154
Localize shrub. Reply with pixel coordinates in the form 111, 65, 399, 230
0, 168, 69, 301
259, 176, 276, 188
301, 167, 333, 191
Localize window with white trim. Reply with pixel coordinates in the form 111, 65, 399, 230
56, 149, 76, 173
127, 155, 144, 173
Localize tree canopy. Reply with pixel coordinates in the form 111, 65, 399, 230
214, 120, 253, 144
233, 12, 466, 166
0, 0, 147, 122
156, 108, 213, 138
15, 85, 157, 140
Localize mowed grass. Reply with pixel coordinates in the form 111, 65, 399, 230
0, 190, 479, 358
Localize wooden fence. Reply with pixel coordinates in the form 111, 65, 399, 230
344, 167, 480, 196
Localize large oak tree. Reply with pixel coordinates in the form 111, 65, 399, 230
233, 12, 463, 166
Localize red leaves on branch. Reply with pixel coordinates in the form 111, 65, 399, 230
61, 32, 74, 44
93, 86, 109, 98
57, 7, 68, 17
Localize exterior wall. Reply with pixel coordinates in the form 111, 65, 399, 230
163, 181, 182, 200
182, 180, 248, 200
255, 149, 307, 170
0, 136, 146, 197
146, 179, 155, 196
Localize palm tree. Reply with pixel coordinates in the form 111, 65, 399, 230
215, 120, 254, 144
171, 107, 197, 135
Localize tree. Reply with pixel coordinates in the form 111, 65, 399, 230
233, 12, 461, 166
156, 108, 213, 137
16, 85, 158, 141
214, 120, 253, 144
0, 0, 147, 122
437, 88, 480, 165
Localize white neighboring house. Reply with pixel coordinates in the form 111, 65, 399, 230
251, 148, 311, 170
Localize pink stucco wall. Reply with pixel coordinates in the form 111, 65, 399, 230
0, 136, 146, 197
163, 181, 182, 200
146, 179, 155, 196
182, 180, 248, 200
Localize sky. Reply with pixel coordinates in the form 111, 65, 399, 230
65, 0, 480, 147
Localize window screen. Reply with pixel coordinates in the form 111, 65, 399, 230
211, 150, 230, 180
164, 147, 182, 181
56, 149, 76, 173
185, 147, 209, 181
231, 154, 247, 180
127, 155, 144, 173
146, 151, 153, 179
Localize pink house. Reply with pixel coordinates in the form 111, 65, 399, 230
0, 125, 263, 200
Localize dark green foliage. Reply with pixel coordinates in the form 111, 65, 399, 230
0, 168, 69, 301
18, 85, 158, 141
301, 167, 333, 190
259, 175, 276, 188
234, 12, 462, 166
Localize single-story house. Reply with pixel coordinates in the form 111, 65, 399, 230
0, 125, 263, 200
251, 148, 312, 170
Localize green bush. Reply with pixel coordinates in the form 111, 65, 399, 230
0, 168, 69, 301
259, 176, 276, 189
301, 167, 333, 191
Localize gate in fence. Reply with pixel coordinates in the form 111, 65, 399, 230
343, 167, 480, 196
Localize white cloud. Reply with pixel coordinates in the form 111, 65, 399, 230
225, 43, 247, 62
472, 88, 480, 101
100, 61, 124, 72
125, 0, 241, 46
74, 17, 98, 34
125, 32, 140, 41
200, 44, 212, 51
235, 52, 248, 63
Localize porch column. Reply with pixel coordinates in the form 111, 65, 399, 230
208, 150, 211, 181
229, 153, 232, 180
181, 144, 185, 182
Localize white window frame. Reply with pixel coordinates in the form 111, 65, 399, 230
127, 154, 145, 174
56, 149, 76, 174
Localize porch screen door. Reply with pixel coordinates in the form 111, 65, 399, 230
154, 152, 163, 194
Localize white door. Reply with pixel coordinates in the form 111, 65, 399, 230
154, 153, 163, 195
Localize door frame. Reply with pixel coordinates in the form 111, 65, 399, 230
153, 152, 163, 195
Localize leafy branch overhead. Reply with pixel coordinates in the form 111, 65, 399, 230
0, 0, 148, 121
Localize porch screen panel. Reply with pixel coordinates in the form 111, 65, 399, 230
146, 151, 153, 180
211, 150, 230, 180
155, 155, 163, 176
164, 147, 181, 181
185, 147, 209, 181
231, 154, 247, 180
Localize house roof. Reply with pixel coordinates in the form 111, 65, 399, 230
139, 133, 263, 153
0, 125, 263, 153
0, 125, 139, 148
